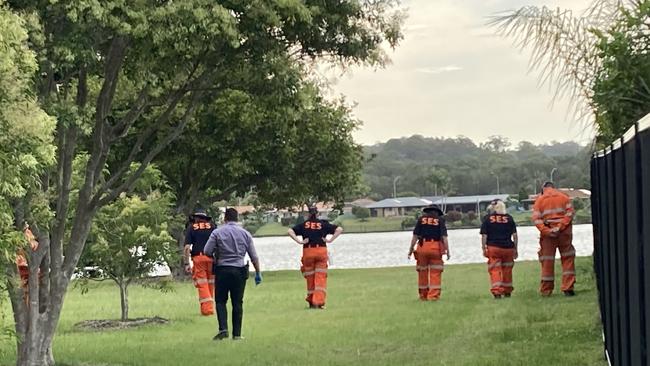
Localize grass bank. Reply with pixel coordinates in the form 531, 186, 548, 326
1, 258, 605, 366
254, 211, 592, 237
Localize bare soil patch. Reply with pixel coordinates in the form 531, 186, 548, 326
74, 316, 169, 331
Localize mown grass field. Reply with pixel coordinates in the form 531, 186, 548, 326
1, 257, 605, 366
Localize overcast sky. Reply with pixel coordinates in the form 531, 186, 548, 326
329, 0, 595, 146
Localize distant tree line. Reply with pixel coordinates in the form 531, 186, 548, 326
359, 135, 591, 200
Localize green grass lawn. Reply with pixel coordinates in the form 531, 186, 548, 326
1, 258, 606, 366
254, 222, 288, 236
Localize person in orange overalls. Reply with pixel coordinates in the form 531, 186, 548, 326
288, 206, 343, 309
480, 200, 518, 299
532, 181, 576, 296
184, 210, 217, 315
408, 205, 450, 301
16, 223, 39, 304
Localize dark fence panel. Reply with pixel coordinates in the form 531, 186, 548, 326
592, 116, 650, 366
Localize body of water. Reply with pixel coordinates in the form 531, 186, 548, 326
253, 224, 594, 271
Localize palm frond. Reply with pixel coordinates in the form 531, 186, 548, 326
488, 0, 633, 122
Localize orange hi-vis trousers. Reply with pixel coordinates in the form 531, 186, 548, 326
301, 246, 328, 306
415, 240, 444, 300
191, 254, 215, 315
486, 246, 515, 296
538, 226, 576, 295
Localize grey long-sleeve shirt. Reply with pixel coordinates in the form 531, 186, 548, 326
204, 222, 258, 267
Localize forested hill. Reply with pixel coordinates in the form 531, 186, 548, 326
361, 135, 591, 200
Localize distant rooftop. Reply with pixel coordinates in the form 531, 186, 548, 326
364, 195, 510, 209
366, 197, 434, 209
433, 194, 510, 205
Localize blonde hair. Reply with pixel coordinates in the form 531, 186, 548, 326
493, 201, 507, 215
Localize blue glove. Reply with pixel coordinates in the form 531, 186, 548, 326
254, 272, 262, 286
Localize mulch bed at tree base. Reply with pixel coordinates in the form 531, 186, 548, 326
74, 316, 169, 331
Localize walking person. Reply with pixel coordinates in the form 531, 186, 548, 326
408, 205, 450, 301
532, 181, 576, 296
204, 208, 262, 340
287, 205, 343, 309
183, 210, 216, 315
480, 200, 518, 299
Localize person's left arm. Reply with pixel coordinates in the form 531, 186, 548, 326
510, 215, 519, 259
559, 197, 574, 231
203, 229, 218, 258
246, 232, 262, 285
441, 219, 450, 260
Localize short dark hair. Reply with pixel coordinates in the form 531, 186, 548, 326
224, 208, 238, 222
543, 181, 555, 188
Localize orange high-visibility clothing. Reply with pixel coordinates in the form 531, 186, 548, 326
301, 246, 328, 307
532, 187, 576, 295
538, 228, 576, 295
486, 246, 515, 296
415, 240, 444, 301
16, 227, 39, 303
191, 254, 215, 315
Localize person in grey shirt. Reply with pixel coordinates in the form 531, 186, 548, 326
204, 208, 261, 340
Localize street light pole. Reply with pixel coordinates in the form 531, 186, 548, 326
550, 168, 558, 183
393, 176, 401, 198
491, 172, 500, 195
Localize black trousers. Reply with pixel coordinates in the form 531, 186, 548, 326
215, 265, 248, 337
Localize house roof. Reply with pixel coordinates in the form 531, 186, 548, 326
347, 198, 376, 207
366, 197, 434, 209
366, 195, 510, 209
434, 194, 510, 205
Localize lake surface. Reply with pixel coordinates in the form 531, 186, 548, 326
253, 224, 594, 271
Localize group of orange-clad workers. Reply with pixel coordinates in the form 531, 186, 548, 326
178, 180, 578, 316
407, 180, 576, 300
15, 180, 576, 321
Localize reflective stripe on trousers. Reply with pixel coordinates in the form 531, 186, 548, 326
538, 227, 576, 295
191, 254, 215, 315
486, 246, 515, 296
302, 247, 328, 306
416, 240, 444, 300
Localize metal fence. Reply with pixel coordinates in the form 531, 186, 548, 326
592, 114, 650, 366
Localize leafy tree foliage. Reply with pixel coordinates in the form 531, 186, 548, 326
362, 136, 589, 199
0, 1, 55, 358
491, 0, 650, 145
352, 206, 371, 221
77, 166, 177, 321
3, 1, 404, 364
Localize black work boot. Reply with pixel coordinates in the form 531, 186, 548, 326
563, 290, 576, 297
213, 330, 229, 341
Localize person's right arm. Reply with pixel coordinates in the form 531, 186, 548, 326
203, 230, 218, 257
481, 234, 488, 257
479, 219, 488, 257
532, 199, 552, 236
408, 235, 419, 259
183, 229, 193, 273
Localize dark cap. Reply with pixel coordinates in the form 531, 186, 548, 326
191, 209, 211, 221
543, 181, 555, 188
422, 204, 444, 215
